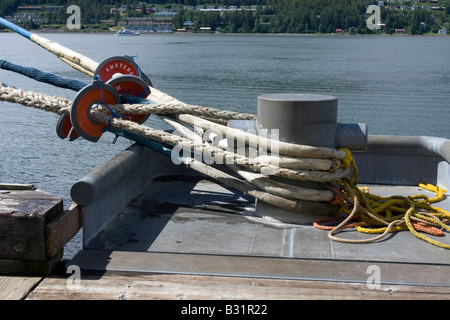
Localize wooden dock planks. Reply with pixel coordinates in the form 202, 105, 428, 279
25, 271, 450, 300
0, 276, 42, 300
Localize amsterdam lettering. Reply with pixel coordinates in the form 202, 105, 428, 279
105, 62, 136, 76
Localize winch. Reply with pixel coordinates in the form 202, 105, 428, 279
57, 56, 152, 142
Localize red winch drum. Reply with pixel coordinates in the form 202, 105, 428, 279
94, 56, 153, 87
56, 112, 79, 141
94, 56, 140, 81
106, 75, 151, 124
70, 81, 121, 142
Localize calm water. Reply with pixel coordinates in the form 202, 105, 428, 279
0, 33, 449, 258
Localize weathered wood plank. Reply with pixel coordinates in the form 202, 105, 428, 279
0, 276, 42, 300
0, 184, 36, 191
0, 250, 63, 276
45, 204, 82, 258
0, 189, 63, 261
26, 272, 450, 300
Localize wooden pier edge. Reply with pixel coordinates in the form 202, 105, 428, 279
0, 185, 81, 276
45, 203, 82, 258
23, 270, 450, 300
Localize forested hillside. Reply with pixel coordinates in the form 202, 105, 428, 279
1, 0, 449, 34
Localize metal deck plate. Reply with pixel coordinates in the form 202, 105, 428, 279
71, 176, 450, 286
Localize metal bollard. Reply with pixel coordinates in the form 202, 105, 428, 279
250, 93, 367, 224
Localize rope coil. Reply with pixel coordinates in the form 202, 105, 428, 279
313, 150, 450, 249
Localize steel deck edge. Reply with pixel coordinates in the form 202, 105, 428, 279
68, 249, 450, 288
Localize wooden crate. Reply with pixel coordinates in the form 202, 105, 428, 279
0, 186, 81, 276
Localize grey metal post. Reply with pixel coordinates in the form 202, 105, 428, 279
255, 93, 341, 224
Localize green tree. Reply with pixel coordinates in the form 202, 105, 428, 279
0, 0, 448, 35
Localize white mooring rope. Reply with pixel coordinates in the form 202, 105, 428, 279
0, 83, 345, 209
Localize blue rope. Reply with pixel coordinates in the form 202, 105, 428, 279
0, 59, 153, 106
0, 17, 32, 39
128, 55, 153, 87
0, 59, 136, 126
1, 59, 150, 143
93, 75, 130, 126
0, 60, 86, 91
129, 55, 142, 79
109, 128, 185, 163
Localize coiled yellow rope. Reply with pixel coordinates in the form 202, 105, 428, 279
320, 148, 450, 249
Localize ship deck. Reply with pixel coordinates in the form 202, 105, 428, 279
26, 176, 450, 300
68, 177, 450, 284
2, 135, 450, 300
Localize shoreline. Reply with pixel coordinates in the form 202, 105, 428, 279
0, 28, 448, 37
